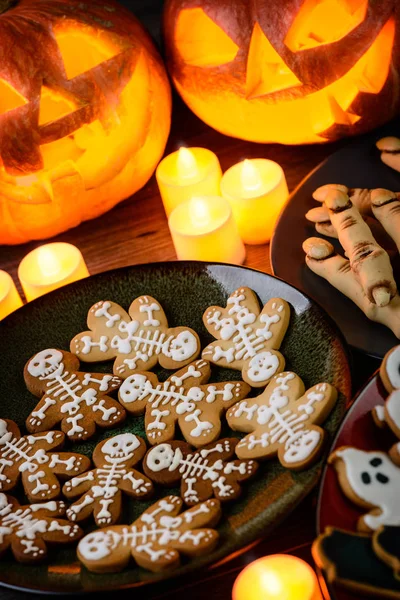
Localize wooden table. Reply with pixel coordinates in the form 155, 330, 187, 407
0, 6, 383, 594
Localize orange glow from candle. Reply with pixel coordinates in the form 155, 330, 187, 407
232, 555, 322, 600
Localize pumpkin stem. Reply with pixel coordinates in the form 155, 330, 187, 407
0, 0, 17, 14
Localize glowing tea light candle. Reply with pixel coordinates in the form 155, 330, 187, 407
156, 146, 222, 216
18, 242, 89, 301
232, 555, 322, 600
0, 271, 23, 320
221, 158, 289, 244
169, 195, 245, 264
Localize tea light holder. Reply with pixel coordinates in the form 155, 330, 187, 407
18, 242, 89, 301
221, 158, 289, 244
168, 195, 245, 264
232, 555, 323, 600
156, 147, 222, 216
0, 271, 23, 320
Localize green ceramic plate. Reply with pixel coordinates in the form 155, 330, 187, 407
0, 261, 351, 594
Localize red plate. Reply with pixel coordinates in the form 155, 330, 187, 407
316, 372, 397, 600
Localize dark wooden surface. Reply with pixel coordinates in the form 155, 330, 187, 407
0, 2, 382, 598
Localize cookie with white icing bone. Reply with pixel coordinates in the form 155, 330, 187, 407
77, 495, 221, 573
70, 296, 201, 378
373, 345, 400, 465
0, 493, 82, 564
143, 438, 258, 506
118, 359, 250, 447
0, 418, 90, 503
226, 371, 337, 469
329, 447, 400, 532
202, 288, 290, 387
63, 433, 153, 527
24, 349, 125, 442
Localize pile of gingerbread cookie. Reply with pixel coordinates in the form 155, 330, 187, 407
0, 287, 337, 574
314, 344, 400, 598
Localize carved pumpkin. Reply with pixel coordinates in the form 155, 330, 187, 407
163, 0, 398, 145
0, 0, 171, 245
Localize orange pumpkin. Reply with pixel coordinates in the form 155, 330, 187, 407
0, 0, 171, 245
164, 0, 398, 145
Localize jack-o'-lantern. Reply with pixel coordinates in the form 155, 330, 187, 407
0, 0, 171, 245
163, 0, 399, 145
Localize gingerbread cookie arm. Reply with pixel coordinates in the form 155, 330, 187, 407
118, 469, 154, 498
26, 396, 62, 433
11, 535, 48, 563
145, 405, 177, 445
324, 189, 397, 306
114, 353, 159, 378
63, 470, 96, 499
202, 340, 244, 371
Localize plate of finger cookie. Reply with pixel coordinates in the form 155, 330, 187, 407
271, 119, 400, 359
0, 261, 350, 594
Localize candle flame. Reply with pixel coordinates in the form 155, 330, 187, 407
37, 246, 61, 278
189, 196, 211, 228
241, 159, 262, 192
177, 147, 199, 179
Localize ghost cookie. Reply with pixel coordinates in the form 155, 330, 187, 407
329, 447, 400, 532
24, 349, 125, 442
118, 359, 250, 447
70, 297, 201, 378
77, 495, 221, 573
143, 439, 258, 505
202, 287, 290, 387
0, 418, 90, 502
0, 493, 82, 564
373, 345, 400, 465
227, 372, 337, 469
63, 433, 153, 526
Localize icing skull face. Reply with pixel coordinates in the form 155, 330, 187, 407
169, 331, 198, 361
119, 375, 150, 404
101, 434, 140, 464
27, 349, 63, 379
78, 531, 111, 561
146, 443, 183, 472
0, 419, 13, 445
283, 430, 320, 464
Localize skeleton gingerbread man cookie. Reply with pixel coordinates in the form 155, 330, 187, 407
70, 296, 201, 378
63, 433, 153, 527
202, 287, 290, 387
24, 349, 125, 442
77, 495, 221, 573
118, 359, 251, 447
0, 493, 82, 564
143, 439, 258, 506
329, 447, 400, 532
226, 371, 337, 468
373, 345, 400, 465
0, 418, 90, 502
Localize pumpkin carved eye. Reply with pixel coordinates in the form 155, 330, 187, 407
0, 79, 27, 115
284, 0, 368, 52
53, 24, 122, 80
174, 8, 239, 67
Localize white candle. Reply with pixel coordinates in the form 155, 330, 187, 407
221, 158, 288, 244
156, 147, 222, 216
168, 195, 245, 264
18, 242, 89, 301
